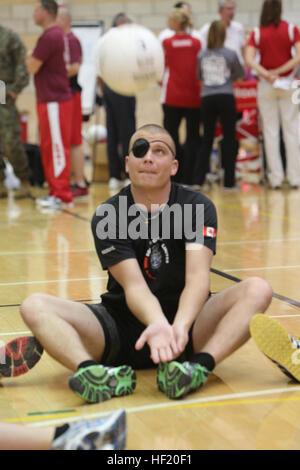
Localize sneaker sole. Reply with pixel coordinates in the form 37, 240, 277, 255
250, 314, 300, 382
78, 409, 127, 450
157, 361, 192, 399
69, 365, 136, 403
0, 336, 43, 378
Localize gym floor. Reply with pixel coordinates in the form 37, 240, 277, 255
1, 179, 300, 450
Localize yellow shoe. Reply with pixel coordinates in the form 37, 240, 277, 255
0, 181, 8, 198
13, 181, 31, 199
250, 314, 300, 382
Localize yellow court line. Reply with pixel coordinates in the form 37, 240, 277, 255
167, 394, 300, 411
4, 411, 83, 425
5, 393, 300, 427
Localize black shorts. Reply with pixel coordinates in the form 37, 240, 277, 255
85, 303, 195, 370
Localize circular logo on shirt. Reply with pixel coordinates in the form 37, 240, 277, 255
143, 239, 169, 280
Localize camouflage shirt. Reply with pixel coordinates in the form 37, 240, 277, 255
0, 25, 29, 96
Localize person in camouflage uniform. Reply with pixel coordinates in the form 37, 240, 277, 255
0, 25, 31, 198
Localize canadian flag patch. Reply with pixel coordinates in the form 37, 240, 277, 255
203, 226, 216, 238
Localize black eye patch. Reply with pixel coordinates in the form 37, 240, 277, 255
131, 138, 150, 158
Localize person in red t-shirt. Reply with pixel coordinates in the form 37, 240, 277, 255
26, 0, 73, 207
57, 6, 88, 199
245, 0, 300, 189
161, 7, 201, 185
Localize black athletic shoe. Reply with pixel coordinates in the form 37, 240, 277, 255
157, 361, 209, 399
69, 364, 136, 403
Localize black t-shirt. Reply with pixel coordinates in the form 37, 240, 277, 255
91, 183, 217, 330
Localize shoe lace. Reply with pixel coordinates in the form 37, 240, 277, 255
183, 362, 210, 389
289, 334, 300, 349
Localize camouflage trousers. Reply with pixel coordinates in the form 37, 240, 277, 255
0, 96, 30, 182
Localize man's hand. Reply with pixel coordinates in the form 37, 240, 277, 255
135, 322, 180, 364
172, 322, 189, 355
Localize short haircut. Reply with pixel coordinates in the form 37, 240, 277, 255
40, 0, 58, 18
57, 5, 71, 22
207, 20, 226, 49
174, 1, 190, 7
111, 12, 133, 27
129, 124, 176, 156
218, 0, 236, 8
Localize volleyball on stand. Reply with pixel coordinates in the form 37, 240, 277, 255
97, 23, 164, 96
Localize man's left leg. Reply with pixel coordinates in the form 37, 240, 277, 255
158, 277, 273, 399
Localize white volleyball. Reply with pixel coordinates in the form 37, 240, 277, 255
97, 23, 164, 96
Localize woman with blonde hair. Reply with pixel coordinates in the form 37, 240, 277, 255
195, 20, 244, 189
245, 0, 300, 189
161, 7, 202, 184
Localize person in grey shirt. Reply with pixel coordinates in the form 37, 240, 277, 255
194, 20, 244, 189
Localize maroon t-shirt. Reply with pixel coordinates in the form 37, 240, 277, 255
33, 25, 72, 103
66, 32, 82, 96
68, 32, 82, 64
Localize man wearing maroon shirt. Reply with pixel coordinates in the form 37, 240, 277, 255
26, 0, 73, 208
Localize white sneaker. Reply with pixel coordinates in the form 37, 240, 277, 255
4, 159, 21, 190
35, 195, 73, 209
108, 178, 122, 190
51, 409, 127, 450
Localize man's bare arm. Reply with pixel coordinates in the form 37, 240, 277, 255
172, 244, 213, 352
26, 52, 43, 75
108, 258, 179, 363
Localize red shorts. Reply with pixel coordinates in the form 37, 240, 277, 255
71, 91, 83, 146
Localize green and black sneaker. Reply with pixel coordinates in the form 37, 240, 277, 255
69, 364, 136, 403
157, 361, 209, 399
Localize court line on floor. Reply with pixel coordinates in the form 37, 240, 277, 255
1, 237, 300, 256
10, 384, 300, 428
0, 249, 94, 256
0, 331, 31, 336
211, 268, 300, 309
224, 265, 300, 272
0, 298, 99, 309
218, 237, 300, 246
0, 277, 107, 287
218, 201, 300, 223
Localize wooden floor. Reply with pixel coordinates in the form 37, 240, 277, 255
1, 180, 300, 450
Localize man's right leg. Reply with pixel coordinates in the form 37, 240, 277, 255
20, 293, 105, 370
1, 293, 136, 403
